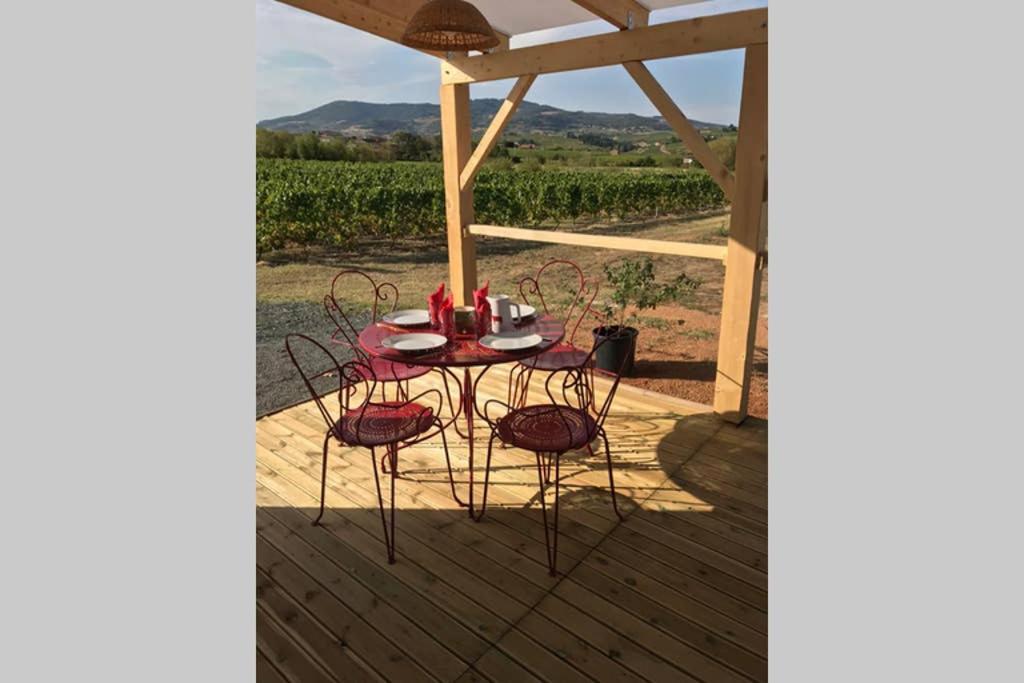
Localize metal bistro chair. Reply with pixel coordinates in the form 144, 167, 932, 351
285, 334, 459, 564
323, 269, 431, 404
508, 260, 599, 410
482, 329, 636, 576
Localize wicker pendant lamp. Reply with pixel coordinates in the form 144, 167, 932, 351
401, 0, 500, 52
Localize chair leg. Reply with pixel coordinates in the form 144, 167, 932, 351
599, 428, 625, 521
534, 451, 561, 576
516, 366, 535, 409
312, 432, 331, 526
470, 433, 497, 522
380, 450, 400, 477
506, 365, 516, 409
370, 444, 399, 564
437, 418, 466, 507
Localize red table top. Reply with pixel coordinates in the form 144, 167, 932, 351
358, 315, 566, 368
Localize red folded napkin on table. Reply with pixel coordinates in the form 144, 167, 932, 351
473, 280, 491, 338
438, 294, 455, 340
427, 282, 446, 328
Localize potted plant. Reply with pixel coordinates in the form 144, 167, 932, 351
594, 258, 701, 375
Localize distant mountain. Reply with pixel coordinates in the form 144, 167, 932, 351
257, 99, 726, 137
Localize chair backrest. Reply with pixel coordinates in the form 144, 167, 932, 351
518, 260, 598, 346
324, 269, 400, 350
543, 327, 637, 436
284, 333, 376, 431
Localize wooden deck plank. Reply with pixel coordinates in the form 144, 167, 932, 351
258, 452, 625, 676
257, 568, 382, 683
639, 509, 769, 569
639, 484, 768, 538
257, 649, 291, 683
256, 469, 525, 630
257, 434, 551, 604
622, 515, 768, 588
553, 578, 755, 683
688, 450, 769, 488
257, 531, 454, 680
594, 541, 768, 634
464, 646, 542, 683
485, 627, 591, 683
257, 374, 768, 681
610, 524, 768, 610
579, 552, 768, 656
261, 427, 563, 591
677, 463, 768, 511
279, 404, 620, 560
258, 508, 490, 668
641, 498, 769, 553
512, 609, 647, 682
256, 605, 340, 683
532, 595, 702, 682
566, 564, 767, 681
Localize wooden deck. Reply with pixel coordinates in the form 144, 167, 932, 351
256, 366, 767, 682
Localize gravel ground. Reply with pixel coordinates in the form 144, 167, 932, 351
256, 301, 369, 417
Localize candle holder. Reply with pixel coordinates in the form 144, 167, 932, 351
454, 306, 476, 337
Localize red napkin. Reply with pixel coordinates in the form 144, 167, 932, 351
427, 282, 446, 328
473, 280, 491, 338
438, 294, 455, 340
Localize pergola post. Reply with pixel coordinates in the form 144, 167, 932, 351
714, 44, 768, 423
440, 82, 477, 305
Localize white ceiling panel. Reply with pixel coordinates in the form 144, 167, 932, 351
472, 0, 708, 37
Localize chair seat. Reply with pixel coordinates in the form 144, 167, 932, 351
337, 401, 434, 447
356, 355, 432, 383
517, 344, 590, 371
496, 405, 597, 453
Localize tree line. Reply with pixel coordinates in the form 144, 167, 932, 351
256, 128, 440, 162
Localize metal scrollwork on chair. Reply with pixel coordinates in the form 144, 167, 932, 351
508, 260, 599, 410
285, 333, 460, 564
324, 269, 431, 405
482, 328, 635, 575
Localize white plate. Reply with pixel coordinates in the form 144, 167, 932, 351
478, 333, 543, 352
516, 304, 537, 319
381, 309, 430, 327
381, 333, 447, 353
494, 304, 537, 321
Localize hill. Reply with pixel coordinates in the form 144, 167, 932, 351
257, 99, 725, 136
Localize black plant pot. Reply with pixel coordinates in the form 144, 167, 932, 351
592, 325, 639, 376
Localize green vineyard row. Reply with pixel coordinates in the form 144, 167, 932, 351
256, 159, 727, 253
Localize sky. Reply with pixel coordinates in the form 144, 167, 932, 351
256, 0, 767, 126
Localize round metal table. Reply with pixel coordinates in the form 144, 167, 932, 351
358, 315, 566, 519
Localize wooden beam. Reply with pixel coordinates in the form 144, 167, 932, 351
569, 0, 649, 30
441, 8, 767, 84
490, 31, 510, 54
714, 44, 768, 424
344, 0, 423, 19
440, 83, 477, 305
623, 61, 735, 200
278, 0, 408, 45
468, 224, 728, 261
460, 75, 536, 191
278, 0, 509, 55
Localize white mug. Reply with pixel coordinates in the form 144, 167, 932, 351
487, 295, 522, 333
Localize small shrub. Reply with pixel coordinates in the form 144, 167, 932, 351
599, 257, 701, 328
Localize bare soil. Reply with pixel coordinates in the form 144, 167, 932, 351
622, 303, 768, 418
